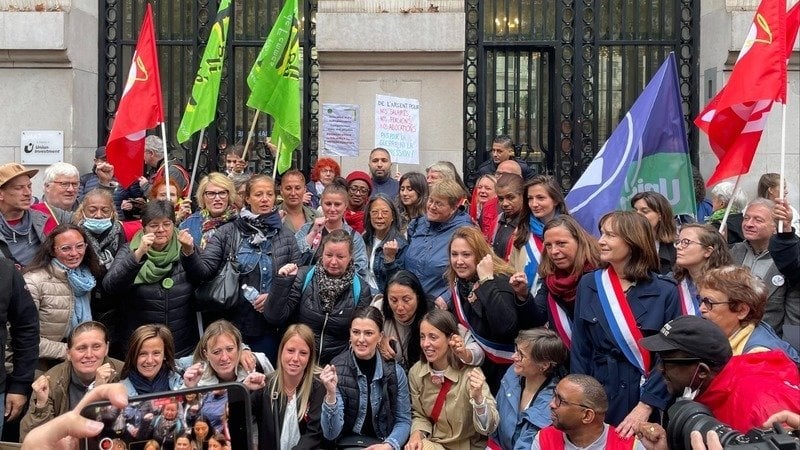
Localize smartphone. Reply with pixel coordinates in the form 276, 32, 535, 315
80, 382, 252, 450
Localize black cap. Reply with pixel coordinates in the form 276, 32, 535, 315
640, 316, 733, 368
95, 146, 107, 159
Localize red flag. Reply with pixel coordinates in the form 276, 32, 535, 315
695, 0, 786, 186
105, 3, 163, 188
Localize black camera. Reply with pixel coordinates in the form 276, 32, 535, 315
667, 399, 799, 450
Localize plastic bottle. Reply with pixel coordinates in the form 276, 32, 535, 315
241, 284, 259, 303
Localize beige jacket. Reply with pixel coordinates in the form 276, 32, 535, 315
24, 267, 73, 364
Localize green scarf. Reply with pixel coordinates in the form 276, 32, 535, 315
130, 229, 181, 285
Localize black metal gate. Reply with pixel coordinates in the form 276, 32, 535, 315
98, 0, 319, 178
464, 0, 698, 190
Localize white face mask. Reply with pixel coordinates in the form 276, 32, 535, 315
680, 364, 703, 400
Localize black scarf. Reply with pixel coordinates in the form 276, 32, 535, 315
127, 366, 172, 395
84, 220, 123, 269
315, 260, 356, 314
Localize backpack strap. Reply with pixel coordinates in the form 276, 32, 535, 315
304, 266, 362, 306
302, 266, 316, 292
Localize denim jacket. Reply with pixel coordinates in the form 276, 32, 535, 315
493, 366, 556, 450
321, 352, 412, 450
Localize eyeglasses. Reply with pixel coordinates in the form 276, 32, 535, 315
52, 181, 79, 190
146, 222, 174, 231
348, 186, 369, 195
203, 190, 229, 199
370, 209, 392, 217
659, 357, 702, 366
674, 238, 704, 248
513, 346, 528, 362
427, 199, 449, 209
696, 295, 733, 310
57, 242, 87, 253
552, 392, 591, 410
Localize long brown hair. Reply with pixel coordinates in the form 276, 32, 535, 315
121, 324, 176, 379
445, 226, 514, 284
672, 223, 731, 282
539, 215, 600, 278
630, 191, 676, 244
514, 175, 567, 249
24, 223, 103, 278
420, 309, 464, 370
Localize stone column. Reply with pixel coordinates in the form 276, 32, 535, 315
316, 0, 465, 174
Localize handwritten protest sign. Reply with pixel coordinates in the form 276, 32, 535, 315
374, 95, 419, 164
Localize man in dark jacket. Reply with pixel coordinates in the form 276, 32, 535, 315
473, 135, 535, 183
0, 258, 39, 437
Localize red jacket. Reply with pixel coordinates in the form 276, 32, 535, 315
537, 425, 635, 450
696, 350, 800, 432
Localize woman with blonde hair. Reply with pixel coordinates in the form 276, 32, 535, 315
446, 226, 519, 391
179, 172, 238, 249
254, 324, 325, 449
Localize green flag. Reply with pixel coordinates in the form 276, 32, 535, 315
176, 0, 231, 144
246, 0, 300, 174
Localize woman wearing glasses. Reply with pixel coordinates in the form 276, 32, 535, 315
672, 223, 731, 316
697, 265, 799, 363
179, 172, 238, 250
571, 211, 680, 437
103, 201, 202, 357
23, 223, 101, 371
344, 171, 372, 234
23, 223, 103, 372
494, 328, 568, 450
306, 157, 341, 210
383, 179, 474, 310
191, 174, 301, 362
363, 194, 406, 297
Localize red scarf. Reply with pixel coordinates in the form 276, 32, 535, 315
544, 264, 594, 303
344, 208, 366, 234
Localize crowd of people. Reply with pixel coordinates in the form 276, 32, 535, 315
0, 135, 798, 450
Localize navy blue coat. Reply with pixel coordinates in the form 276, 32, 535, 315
570, 269, 680, 425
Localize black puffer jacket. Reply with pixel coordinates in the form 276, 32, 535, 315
188, 220, 301, 337
102, 244, 202, 357
266, 266, 371, 365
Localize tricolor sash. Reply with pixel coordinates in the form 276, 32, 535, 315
452, 286, 515, 364
547, 293, 573, 349
522, 234, 543, 296
678, 278, 700, 316
595, 268, 651, 377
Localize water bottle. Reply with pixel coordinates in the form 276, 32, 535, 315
241, 284, 259, 303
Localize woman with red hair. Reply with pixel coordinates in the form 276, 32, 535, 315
306, 158, 340, 209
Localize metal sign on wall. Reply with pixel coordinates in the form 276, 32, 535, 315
21, 130, 64, 165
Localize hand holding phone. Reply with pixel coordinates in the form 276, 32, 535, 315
21, 383, 128, 450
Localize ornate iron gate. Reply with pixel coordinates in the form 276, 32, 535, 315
464, 0, 698, 190
98, 0, 318, 179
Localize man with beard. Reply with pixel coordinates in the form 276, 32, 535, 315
0, 163, 55, 267
640, 315, 800, 433
369, 148, 398, 198
344, 171, 372, 234
532, 374, 642, 450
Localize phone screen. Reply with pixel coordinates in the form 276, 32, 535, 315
80, 382, 251, 450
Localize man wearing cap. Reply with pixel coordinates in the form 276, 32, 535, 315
532, 374, 645, 450
640, 315, 800, 433
0, 163, 56, 267
344, 171, 372, 234
77, 146, 117, 203
369, 148, 399, 199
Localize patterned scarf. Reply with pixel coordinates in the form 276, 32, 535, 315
201, 206, 238, 234
237, 208, 282, 245
83, 220, 123, 269
52, 259, 96, 333
130, 230, 181, 285
315, 260, 356, 314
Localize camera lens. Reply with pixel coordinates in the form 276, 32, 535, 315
99, 437, 114, 450
667, 400, 741, 450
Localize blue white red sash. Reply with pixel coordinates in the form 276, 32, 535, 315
451, 286, 515, 364
547, 293, 573, 349
523, 234, 543, 296
595, 268, 651, 377
678, 278, 700, 316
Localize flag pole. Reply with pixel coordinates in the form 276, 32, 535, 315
717, 174, 742, 236
272, 135, 281, 179
243, 110, 260, 162
188, 128, 205, 198
160, 122, 172, 203
778, 102, 787, 233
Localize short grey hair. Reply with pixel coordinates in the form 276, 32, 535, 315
710, 181, 748, 213
744, 197, 777, 224
43, 162, 79, 184
145, 135, 164, 156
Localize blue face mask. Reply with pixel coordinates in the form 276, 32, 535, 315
83, 217, 113, 234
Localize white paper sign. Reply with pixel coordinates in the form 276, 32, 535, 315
321, 103, 360, 157
21, 130, 64, 165
374, 95, 419, 164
